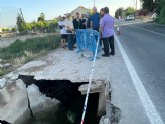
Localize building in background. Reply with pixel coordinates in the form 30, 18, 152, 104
65, 6, 90, 17
71, 6, 89, 16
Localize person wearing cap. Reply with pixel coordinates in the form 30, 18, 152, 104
100, 7, 115, 57
63, 14, 74, 50
91, 6, 100, 32
58, 16, 67, 48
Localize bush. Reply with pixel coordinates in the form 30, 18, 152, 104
11, 28, 16, 32
2, 28, 10, 33
124, 7, 136, 16
0, 35, 60, 61
18, 20, 58, 34
137, 9, 150, 16
115, 7, 124, 19
0, 68, 6, 76
157, 7, 165, 24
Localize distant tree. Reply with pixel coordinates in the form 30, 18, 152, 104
35, 21, 46, 31
2, 29, 5, 33
124, 7, 136, 16
16, 14, 25, 32
37, 13, 45, 22
89, 9, 94, 15
11, 28, 16, 32
2, 28, 10, 33
115, 7, 124, 19
137, 9, 150, 16
31, 21, 37, 31
142, 0, 155, 12
47, 19, 58, 32
155, 0, 165, 24
155, 0, 165, 14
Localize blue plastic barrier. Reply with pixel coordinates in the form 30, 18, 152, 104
75, 29, 101, 60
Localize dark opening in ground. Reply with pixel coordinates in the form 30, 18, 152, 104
19, 75, 101, 124
0, 120, 11, 124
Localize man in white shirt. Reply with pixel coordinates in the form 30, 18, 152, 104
64, 14, 74, 50
58, 16, 67, 48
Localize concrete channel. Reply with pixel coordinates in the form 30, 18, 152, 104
0, 48, 121, 124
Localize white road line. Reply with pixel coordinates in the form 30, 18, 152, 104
114, 20, 151, 27
151, 23, 165, 27
129, 26, 165, 37
115, 34, 164, 124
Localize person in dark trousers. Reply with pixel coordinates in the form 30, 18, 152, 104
73, 12, 81, 46
64, 14, 74, 50
91, 7, 102, 47
85, 12, 91, 29
80, 14, 87, 29
100, 7, 115, 57
100, 8, 105, 47
58, 16, 67, 48
91, 6, 100, 32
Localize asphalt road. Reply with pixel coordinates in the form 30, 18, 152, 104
117, 20, 165, 123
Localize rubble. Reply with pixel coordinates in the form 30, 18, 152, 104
0, 79, 30, 124
0, 78, 6, 88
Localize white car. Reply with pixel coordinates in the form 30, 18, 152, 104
125, 15, 135, 21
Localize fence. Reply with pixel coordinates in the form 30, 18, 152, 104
75, 29, 101, 61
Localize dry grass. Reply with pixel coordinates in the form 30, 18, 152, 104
0, 34, 60, 76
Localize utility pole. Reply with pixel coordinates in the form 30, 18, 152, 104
132, 0, 138, 10
94, 0, 96, 6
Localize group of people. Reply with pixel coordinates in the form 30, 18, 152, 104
58, 6, 115, 57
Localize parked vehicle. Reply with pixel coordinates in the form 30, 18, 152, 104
125, 15, 135, 21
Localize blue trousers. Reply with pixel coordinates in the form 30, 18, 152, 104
67, 34, 74, 49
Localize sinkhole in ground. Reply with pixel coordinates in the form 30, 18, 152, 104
19, 75, 101, 124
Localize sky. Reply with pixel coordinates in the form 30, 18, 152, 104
0, 0, 141, 27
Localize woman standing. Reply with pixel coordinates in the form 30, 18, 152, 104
73, 12, 81, 30
72, 12, 81, 46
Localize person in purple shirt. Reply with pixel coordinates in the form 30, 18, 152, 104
100, 7, 115, 57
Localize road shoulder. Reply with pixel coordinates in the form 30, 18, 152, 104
109, 38, 150, 124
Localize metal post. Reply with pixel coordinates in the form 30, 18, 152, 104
136, 0, 137, 10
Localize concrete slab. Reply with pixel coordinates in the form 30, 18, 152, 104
78, 80, 104, 95
15, 48, 112, 83
4, 41, 151, 124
